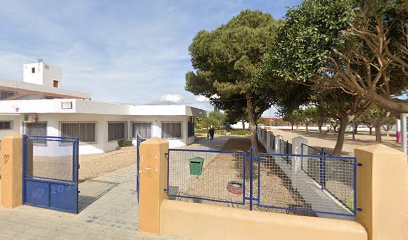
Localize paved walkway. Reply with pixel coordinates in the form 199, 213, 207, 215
0, 165, 180, 240
177, 136, 229, 151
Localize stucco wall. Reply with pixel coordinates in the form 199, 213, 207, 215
160, 200, 367, 240
0, 115, 20, 140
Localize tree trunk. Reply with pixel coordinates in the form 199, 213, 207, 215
375, 124, 382, 142
368, 127, 373, 135
305, 123, 309, 133
242, 116, 246, 130
291, 123, 294, 130
333, 117, 348, 155
318, 123, 323, 133
246, 94, 259, 155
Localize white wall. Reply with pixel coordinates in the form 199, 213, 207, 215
23, 63, 62, 88
0, 113, 195, 154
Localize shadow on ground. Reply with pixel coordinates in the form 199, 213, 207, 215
78, 179, 119, 212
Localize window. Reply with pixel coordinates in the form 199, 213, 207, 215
132, 122, 151, 138
108, 122, 126, 141
162, 122, 182, 139
0, 90, 16, 100
26, 122, 46, 136
31, 67, 35, 73
188, 119, 195, 138
61, 122, 96, 142
0, 121, 12, 130
53, 80, 59, 88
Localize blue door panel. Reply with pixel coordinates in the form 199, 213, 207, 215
50, 183, 78, 213
25, 180, 50, 208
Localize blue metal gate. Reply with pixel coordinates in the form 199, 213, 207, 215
136, 135, 146, 203
23, 136, 79, 213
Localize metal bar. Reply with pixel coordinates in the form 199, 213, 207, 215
353, 157, 358, 216
167, 194, 244, 205
258, 153, 356, 160
258, 204, 355, 217
168, 148, 244, 155
242, 152, 247, 205
26, 136, 78, 141
22, 135, 27, 204
167, 147, 170, 198
257, 148, 261, 207
249, 147, 254, 211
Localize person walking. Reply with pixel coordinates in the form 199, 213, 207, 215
208, 125, 215, 140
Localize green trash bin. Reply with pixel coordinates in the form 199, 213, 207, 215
189, 157, 204, 176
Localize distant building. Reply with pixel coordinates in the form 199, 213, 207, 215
0, 62, 206, 153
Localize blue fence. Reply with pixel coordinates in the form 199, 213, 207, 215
166, 147, 358, 218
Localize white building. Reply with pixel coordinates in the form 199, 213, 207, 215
0, 62, 206, 153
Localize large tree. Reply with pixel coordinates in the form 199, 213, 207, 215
185, 10, 282, 153
265, 0, 408, 113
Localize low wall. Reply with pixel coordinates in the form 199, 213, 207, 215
160, 200, 367, 240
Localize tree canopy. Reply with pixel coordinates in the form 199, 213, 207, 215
185, 10, 283, 153
264, 0, 408, 113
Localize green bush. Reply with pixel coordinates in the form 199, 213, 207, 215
195, 128, 251, 136
118, 139, 134, 147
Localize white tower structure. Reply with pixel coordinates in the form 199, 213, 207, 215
23, 60, 62, 88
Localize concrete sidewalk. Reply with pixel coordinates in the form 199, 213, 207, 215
0, 164, 180, 240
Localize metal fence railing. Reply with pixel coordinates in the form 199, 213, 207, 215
165, 147, 358, 218
258, 153, 356, 216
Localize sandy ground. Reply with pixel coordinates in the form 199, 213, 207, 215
269, 128, 402, 156
79, 146, 136, 180
176, 136, 314, 215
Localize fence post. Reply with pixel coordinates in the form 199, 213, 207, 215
319, 148, 326, 189
139, 138, 169, 234
355, 144, 408, 240
249, 147, 254, 211
0, 134, 23, 208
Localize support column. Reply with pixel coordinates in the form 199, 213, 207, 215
274, 135, 282, 152
0, 134, 23, 208
139, 137, 169, 234
266, 132, 271, 150
291, 136, 308, 173
355, 144, 408, 240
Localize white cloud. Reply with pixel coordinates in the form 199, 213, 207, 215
195, 95, 210, 103
159, 94, 184, 104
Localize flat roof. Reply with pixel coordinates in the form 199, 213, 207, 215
0, 78, 90, 99
0, 99, 207, 117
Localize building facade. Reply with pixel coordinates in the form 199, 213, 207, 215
0, 63, 206, 153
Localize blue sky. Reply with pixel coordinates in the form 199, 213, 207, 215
0, 0, 301, 116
